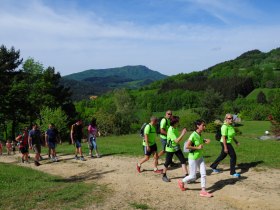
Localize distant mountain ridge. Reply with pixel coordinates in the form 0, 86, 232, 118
61, 65, 167, 100
63, 65, 166, 81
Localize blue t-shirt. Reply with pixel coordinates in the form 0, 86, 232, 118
29, 129, 42, 145
46, 128, 58, 142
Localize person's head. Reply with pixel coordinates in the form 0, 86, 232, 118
90, 118, 97, 127
224, 113, 233, 125
76, 119, 82, 125
165, 110, 173, 119
32, 123, 38, 130
49, 123, 55, 129
170, 116, 180, 127
150, 116, 158, 125
194, 119, 206, 132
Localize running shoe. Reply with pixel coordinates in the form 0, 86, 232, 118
34, 161, 41, 166
75, 155, 79, 160
136, 164, 141, 173
200, 190, 213, 198
212, 169, 221, 173
80, 156, 85, 161
162, 175, 171, 182
232, 173, 241, 178
153, 169, 163, 174
178, 180, 186, 191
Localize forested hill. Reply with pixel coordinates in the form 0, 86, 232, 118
154, 47, 280, 100
61, 65, 167, 100
63, 65, 166, 81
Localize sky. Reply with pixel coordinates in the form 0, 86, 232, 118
0, 0, 280, 76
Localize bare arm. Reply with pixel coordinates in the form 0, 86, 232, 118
174, 128, 187, 143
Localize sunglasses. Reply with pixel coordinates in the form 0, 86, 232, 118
227, 118, 233, 120
167, 113, 172, 115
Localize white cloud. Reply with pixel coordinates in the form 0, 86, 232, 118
0, 0, 279, 76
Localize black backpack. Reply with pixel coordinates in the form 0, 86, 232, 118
140, 123, 149, 138
215, 126, 222, 141
156, 117, 167, 135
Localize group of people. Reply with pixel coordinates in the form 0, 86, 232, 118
137, 110, 240, 198
70, 118, 100, 161
0, 117, 101, 166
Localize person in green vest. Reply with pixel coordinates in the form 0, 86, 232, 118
162, 115, 188, 182
178, 119, 213, 197
137, 116, 163, 174
210, 113, 240, 177
158, 110, 176, 166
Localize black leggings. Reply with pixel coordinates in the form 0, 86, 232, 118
164, 149, 186, 168
210, 143, 237, 175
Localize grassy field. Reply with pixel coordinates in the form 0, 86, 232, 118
0, 163, 109, 210
50, 120, 280, 168
246, 87, 280, 100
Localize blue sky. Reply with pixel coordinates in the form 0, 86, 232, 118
0, 0, 279, 76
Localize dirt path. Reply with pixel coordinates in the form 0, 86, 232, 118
1, 153, 280, 210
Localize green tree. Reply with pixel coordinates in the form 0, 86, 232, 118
257, 91, 267, 104
36, 107, 68, 140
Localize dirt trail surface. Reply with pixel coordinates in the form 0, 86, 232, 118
1, 153, 280, 210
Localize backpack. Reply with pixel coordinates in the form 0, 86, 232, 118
140, 123, 149, 138
156, 117, 167, 135
215, 126, 222, 141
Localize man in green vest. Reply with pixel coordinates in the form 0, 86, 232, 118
137, 116, 163, 174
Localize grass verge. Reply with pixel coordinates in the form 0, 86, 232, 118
0, 163, 109, 210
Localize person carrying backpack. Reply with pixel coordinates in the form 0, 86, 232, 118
158, 111, 174, 161
210, 113, 240, 177
136, 116, 163, 174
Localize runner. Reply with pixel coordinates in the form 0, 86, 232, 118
0, 141, 3, 155
15, 127, 29, 163
210, 113, 241, 177
45, 123, 59, 162
162, 115, 188, 182
28, 123, 42, 166
88, 118, 101, 158
178, 119, 213, 197
136, 116, 163, 174
71, 119, 85, 161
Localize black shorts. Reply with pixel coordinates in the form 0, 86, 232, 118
20, 146, 29, 154
164, 149, 186, 168
143, 144, 158, 156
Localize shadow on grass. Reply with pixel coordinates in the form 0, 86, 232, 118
53, 169, 116, 183
208, 176, 247, 193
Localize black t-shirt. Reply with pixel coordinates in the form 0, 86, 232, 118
72, 124, 83, 140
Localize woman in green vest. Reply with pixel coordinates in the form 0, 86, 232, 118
178, 119, 213, 197
162, 116, 188, 182
210, 113, 240, 177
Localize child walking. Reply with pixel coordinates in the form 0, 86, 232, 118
88, 118, 101, 158
178, 119, 213, 198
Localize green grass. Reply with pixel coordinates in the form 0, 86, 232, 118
0, 163, 109, 210
130, 202, 151, 209
246, 88, 280, 100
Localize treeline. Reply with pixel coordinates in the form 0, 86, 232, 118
0, 45, 76, 140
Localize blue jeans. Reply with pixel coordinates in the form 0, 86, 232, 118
89, 137, 97, 150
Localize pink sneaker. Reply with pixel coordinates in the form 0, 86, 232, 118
136, 164, 141, 173
200, 190, 213, 198
153, 169, 163, 174
178, 180, 186, 191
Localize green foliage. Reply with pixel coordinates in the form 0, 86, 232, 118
36, 107, 68, 138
